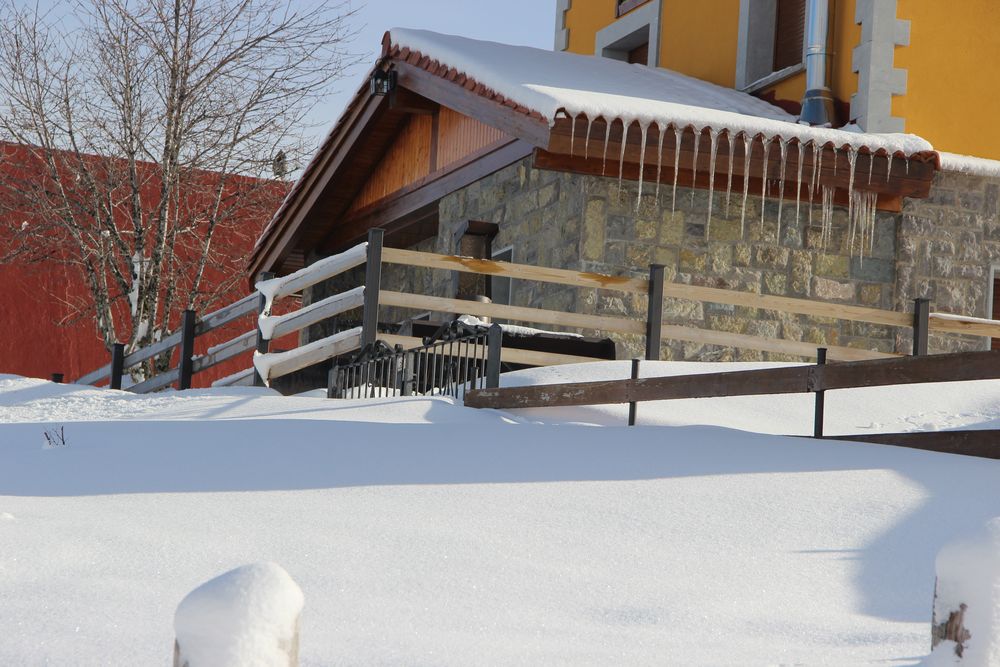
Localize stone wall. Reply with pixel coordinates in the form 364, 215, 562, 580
896, 170, 1000, 353
304, 156, 1000, 361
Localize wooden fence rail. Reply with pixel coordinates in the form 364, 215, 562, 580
463, 349, 1000, 458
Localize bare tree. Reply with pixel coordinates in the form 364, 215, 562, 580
0, 0, 360, 374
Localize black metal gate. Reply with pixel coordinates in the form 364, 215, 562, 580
330, 321, 502, 400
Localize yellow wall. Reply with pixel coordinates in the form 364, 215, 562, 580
563, 0, 1000, 158
659, 2, 739, 88
894, 0, 1000, 158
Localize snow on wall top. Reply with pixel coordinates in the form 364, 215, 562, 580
938, 151, 1000, 178
387, 28, 934, 157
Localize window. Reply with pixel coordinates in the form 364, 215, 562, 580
773, 0, 806, 71
736, 0, 807, 91
617, 0, 650, 17
596, 0, 661, 67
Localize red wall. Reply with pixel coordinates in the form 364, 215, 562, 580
0, 143, 289, 388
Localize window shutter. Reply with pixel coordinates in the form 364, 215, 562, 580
773, 0, 806, 72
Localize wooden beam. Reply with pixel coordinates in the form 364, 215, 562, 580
381, 247, 649, 294
660, 283, 912, 328
827, 431, 1000, 459
320, 139, 533, 253
393, 61, 551, 148
389, 87, 438, 115
660, 323, 899, 362
379, 290, 645, 335
254, 327, 362, 383
464, 349, 1000, 410
928, 314, 1000, 339
545, 118, 936, 202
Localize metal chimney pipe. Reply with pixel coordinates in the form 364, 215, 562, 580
800, 0, 836, 126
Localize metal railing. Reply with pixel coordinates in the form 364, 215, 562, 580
330, 321, 501, 400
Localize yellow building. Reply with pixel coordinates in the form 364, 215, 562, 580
555, 0, 1000, 160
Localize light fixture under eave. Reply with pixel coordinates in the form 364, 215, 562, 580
370, 68, 397, 97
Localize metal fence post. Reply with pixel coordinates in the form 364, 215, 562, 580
110, 343, 125, 390
362, 228, 384, 347
253, 271, 275, 387
913, 297, 930, 356
628, 358, 640, 426
400, 349, 413, 396
178, 309, 197, 390
813, 347, 827, 438
485, 323, 502, 389
645, 264, 665, 361
326, 366, 339, 399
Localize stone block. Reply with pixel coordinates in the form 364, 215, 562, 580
708, 216, 743, 242
733, 243, 751, 266
754, 245, 790, 269
850, 257, 893, 283
859, 283, 883, 306
815, 253, 850, 278
789, 250, 812, 296
582, 199, 606, 261
812, 276, 856, 301
762, 272, 787, 295
680, 249, 706, 272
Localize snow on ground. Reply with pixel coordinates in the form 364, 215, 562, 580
1, 362, 999, 665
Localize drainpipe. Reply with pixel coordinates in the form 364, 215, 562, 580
800, 0, 836, 126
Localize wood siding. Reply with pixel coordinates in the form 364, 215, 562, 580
350, 114, 433, 212
435, 107, 508, 171
348, 107, 509, 213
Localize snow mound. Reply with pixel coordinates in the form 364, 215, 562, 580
925, 518, 1000, 666
174, 562, 303, 667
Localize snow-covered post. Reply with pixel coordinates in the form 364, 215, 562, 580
926, 519, 1000, 664
173, 562, 304, 667
253, 271, 275, 387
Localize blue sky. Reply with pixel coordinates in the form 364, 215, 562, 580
304, 0, 556, 146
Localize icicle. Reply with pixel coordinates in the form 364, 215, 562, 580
794, 140, 804, 226
654, 122, 666, 200
690, 129, 701, 205
775, 139, 788, 242
868, 151, 875, 185
869, 191, 879, 256
821, 186, 834, 250
601, 119, 612, 175
808, 141, 818, 227
886, 153, 894, 183
846, 147, 858, 254
725, 131, 735, 217
832, 150, 837, 177
671, 126, 683, 215
636, 123, 649, 210
569, 113, 577, 156
905, 158, 910, 175
760, 136, 773, 232
617, 119, 630, 194
706, 129, 719, 233
740, 134, 753, 237
583, 115, 594, 160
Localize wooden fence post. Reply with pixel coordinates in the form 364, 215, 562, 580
326, 366, 340, 399
362, 228, 384, 347
253, 271, 275, 387
913, 297, 930, 356
628, 358, 640, 426
645, 264, 665, 361
485, 323, 502, 389
178, 310, 197, 390
813, 347, 827, 438
110, 343, 125, 390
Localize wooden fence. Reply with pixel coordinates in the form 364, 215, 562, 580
74, 226, 1000, 394
464, 349, 1000, 459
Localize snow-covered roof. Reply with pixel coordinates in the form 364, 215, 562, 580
387, 28, 934, 158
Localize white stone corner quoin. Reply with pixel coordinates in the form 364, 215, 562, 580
851, 0, 910, 134
174, 562, 304, 667
554, 0, 571, 51
927, 518, 1000, 665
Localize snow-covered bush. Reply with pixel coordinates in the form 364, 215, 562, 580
174, 562, 303, 667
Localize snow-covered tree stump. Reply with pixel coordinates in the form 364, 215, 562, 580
173, 562, 304, 667
927, 519, 1000, 665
